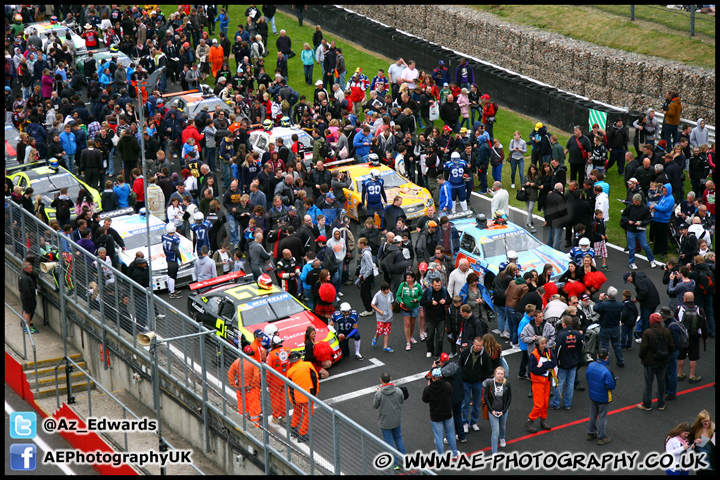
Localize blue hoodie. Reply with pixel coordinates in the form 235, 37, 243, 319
652, 183, 674, 223
518, 313, 533, 351
585, 358, 616, 404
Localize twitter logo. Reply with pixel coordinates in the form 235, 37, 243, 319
10, 412, 37, 439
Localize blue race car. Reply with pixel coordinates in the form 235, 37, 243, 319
452, 211, 570, 290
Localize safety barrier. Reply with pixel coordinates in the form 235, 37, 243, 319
4, 200, 432, 476
6, 302, 39, 392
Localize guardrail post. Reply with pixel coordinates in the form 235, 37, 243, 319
65, 356, 75, 405
261, 366, 270, 475
19, 208, 27, 259
332, 410, 340, 474
199, 331, 210, 453
309, 399, 315, 476
96, 261, 108, 370
630, 4, 634, 21
57, 230, 69, 364
690, 5, 696, 36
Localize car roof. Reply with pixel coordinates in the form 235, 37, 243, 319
455, 219, 525, 238
250, 126, 310, 138
111, 213, 166, 236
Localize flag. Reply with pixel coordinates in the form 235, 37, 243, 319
588, 109, 607, 131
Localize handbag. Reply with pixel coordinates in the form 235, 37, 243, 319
575, 137, 589, 160
481, 396, 490, 420
429, 104, 440, 121
128, 191, 137, 206
392, 301, 401, 314
373, 265, 380, 277
338, 145, 349, 159
516, 188, 528, 202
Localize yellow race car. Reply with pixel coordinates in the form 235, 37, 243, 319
328, 161, 434, 227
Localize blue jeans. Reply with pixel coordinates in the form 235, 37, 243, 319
547, 226, 563, 250
64, 153, 75, 172
303, 64, 314, 84
267, 15, 277, 34
332, 269, 341, 296
159, 72, 167, 93
626, 231, 655, 264
639, 308, 652, 336
462, 381, 482, 427
477, 168, 488, 193
107, 147, 115, 176
663, 124, 680, 147
541, 154, 552, 164
460, 117, 471, 129
549, 367, 576, 409
491, 164, 502, 183
226, 214, 240, 245
470, 107, 482, 125
380, 425, 407, 465
665, 349, 679, 397
452, 402, 466, 441
621, 324, 634, 348
204, 147, 217, 171
495, 305, 507, 333
488, 410, 508, 453
599, 326, 624, 366
510, 158, 525, 185
222, 161, 232, 189
220, 26, 228, 38
431, 418, 458, 457
336, 73, 346, 90
506, 307, 519, 344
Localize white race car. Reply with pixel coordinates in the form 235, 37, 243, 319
248, 126, 315, 168
101, 208, 197, 291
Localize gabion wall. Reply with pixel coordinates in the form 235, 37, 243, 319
343, 4, 715, 125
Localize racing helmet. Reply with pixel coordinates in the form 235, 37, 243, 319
271, 335, 284, 347
50, 16, 58, 24
367, 153, 380, 166
264, 324, 278, 337
493, 210, 507, 225
418, 262, 429, 273
14, 13, 22, 23
476, 213, 487, 229
340, 302, 352, 314
262, 119, 273, 131
257, 273, 273, 290
451, 151, 461, 163
280, 116, 291, 127
579, 237, 591, 250
109, 44, 119, 53
261, 334, 273, 349
370, 168, 380, 181
165, 223, 176, 234
507, 250, 518, 261
194, 212, 204, 222
139, 207, 147, 216
48, 158, 59, 169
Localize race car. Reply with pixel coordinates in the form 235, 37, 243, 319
248, 125, 315, 168
101, 208, 197, 290
24, 21, 87, 56
75, 49, 132, 82
452, 211, 570, 289
5, 123, 20, 164
327, 161, 434, 227
160, 86, 233, 120
187, 273, 342, 363
6, 161, 102, 221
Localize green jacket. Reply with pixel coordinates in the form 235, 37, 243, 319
396, 282, 423, 309
551, 142, 565, 164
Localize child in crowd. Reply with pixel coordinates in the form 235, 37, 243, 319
590, 134, 607, 177
572, 223, 589, 248
447, 296, 463, 358
590, 210, 609, 271
620, 289, 638, 349
371, 282, 395, 352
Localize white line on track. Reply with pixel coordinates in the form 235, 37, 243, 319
320, 357, 384, 383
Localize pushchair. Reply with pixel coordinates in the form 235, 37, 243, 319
582, 323, 601, 364
667, 209, 684, 252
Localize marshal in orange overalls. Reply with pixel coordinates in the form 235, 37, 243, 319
209, 45, 224, 78
287, 360, 319, 438
228, 356, 261, 424
529, 346, 557, 422
266, 345, 290, 421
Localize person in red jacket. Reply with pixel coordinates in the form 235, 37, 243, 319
81, 24, 99, 49
181, 119, 204, 154
481, 94, 498, 140
132, 168, 145, 212
347, 71, 367, 118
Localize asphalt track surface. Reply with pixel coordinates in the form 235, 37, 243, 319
156, 188, 715, 475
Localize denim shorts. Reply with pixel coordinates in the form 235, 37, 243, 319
402, 307, 419, 318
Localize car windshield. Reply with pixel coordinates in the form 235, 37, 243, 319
481, 231, 543, 258
356, 170, 407, 194
123, 227, 165, 249
30, 172, 79, 192
188, 99, 229, 117
240, 292, 306, 326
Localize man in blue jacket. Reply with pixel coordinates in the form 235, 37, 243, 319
437, 175, 453, 215
517, 304, 536, 380
59, 123, 77, 173
649, 183, 674, 257
585, 348, 616, 445
353, 125, 372, 163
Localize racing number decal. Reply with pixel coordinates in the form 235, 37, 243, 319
215, 318, 228, 338
367, 185, 381, 196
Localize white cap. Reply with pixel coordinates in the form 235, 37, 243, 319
627, 177, 638, 184
315, 80, 323, 86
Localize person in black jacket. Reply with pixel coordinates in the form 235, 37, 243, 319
550, 315, 584, 410
594, 287, 625, 368
420, 277, 450, 360
483, 366, 512, 454
459, 336, 493, 433
19, 261, 39, 333
422, 368, 458, 457
564, 126, 592, 185
606, 117, 629, 175
545, 183, 568, 250
438, 353, 468, 443
620, 194, 656, 269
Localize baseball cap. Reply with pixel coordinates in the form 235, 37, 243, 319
315, 235, 327, 243
459, 127, 468, 134
253, 329, 264, 337
627, 177, 638, 184
431, 368, 443, 378
438, 60, 444, 65
622, 271, 633, 283
427, 220, 438, 228
535, 122, 543, 129
4, 86, 10, 91
326, 192, 335, 200
288, 206, 296, 212
581, 294, 590, 301
393, 236, 402, 243
355, 67, 361, 73
442, 125, 452, 132
678, 223, 688, 230
598, 348, 609, 359
439, 353, 449, 362
315, 80, 324, 86
443, 82, 449, 87
481, 94, 490, 100
288, 351, 302, 362
212, 38, 218, 44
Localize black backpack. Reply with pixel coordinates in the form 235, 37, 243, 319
652, 327, 670, 362
56, 198, 72, 220
318, 140, 333, 159
696, 271, 715, 296
680, 306, 702, 336
671, 319, 690, 349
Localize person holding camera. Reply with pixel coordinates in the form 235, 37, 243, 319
585, 348, 616, 445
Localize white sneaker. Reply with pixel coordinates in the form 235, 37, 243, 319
635, 337, 642, 343
449, 352, 457, 358
406, 342, 411, 351
472, 424, 480, 432
426, 352, 432, 358
629, 263, 638, 270
338, 292, 344, 297
650, 260, 658, 268
511, 183, 515, 189
463, 424, 469, 433
499, 439, 506, 448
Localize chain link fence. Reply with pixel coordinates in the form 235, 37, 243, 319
5, 200, 433, 476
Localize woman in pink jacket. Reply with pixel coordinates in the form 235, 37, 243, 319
41, 69, 54, 99
457, 87, 471, 130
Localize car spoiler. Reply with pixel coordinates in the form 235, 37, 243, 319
189, 270, 249, 290
324, 158, 356, 168
6, 159, 49, 173
97, 207, 136, 220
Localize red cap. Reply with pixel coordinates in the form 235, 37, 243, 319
481, 94, 490, 100
243, 345, 254, 355
442, 125, 452, 132
440, 353, 449, 362
316, 235, 327, 243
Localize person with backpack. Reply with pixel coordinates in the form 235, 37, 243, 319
637, 313, 675, 411
675, 292, 708, 385
51, 187, 75, 227
660, 306, 688, 402
689, 255, 715, 338
480, 94, 498, 140
667, 266, 696, 311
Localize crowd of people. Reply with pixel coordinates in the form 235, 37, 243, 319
5, 4, 716, 471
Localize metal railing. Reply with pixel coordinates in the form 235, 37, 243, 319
6, 303, 39, 392
595, 5, 716, 38
4, 200, 432, 476
52, 355, 204, 475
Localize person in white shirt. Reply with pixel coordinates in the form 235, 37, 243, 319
387, 58, 407, 98
399, 60, 419, 90
688, 216, 712, 244
490, 181, 509, 216
593, 185, 609, 224
447, 259, 471, 299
